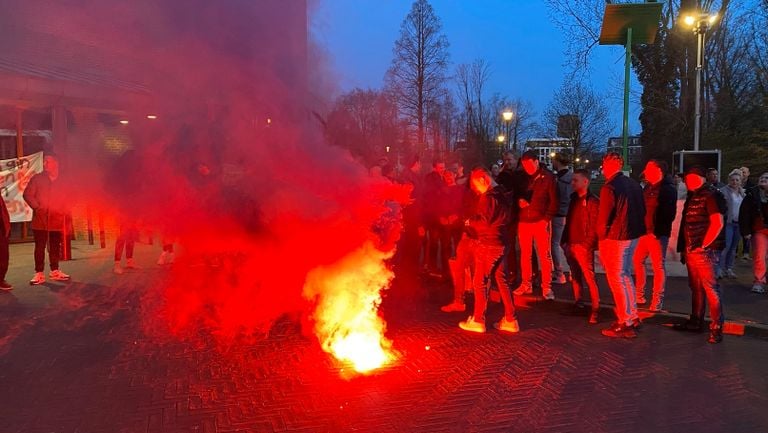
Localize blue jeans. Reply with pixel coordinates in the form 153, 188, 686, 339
685, 249, 724, 328
551, 216, 566, 276
719, 222, 741, 272
599, 238, 639, 327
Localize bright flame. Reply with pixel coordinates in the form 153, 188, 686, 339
303, 242, 395, 374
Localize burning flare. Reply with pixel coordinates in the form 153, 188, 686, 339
304, 241, 395, 374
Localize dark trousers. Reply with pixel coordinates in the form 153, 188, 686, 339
439, 224, 462, 278
472, 244, 516, 323
686, 249, 724, 329
115, 224, 139, 261
0, 230, 9, 281
33, 230, 62, 272
565, 244, 600, 309
424, 222, 441, 271
506, 222, 519, 284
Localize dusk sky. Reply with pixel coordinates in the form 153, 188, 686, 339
312, 0, 643, 141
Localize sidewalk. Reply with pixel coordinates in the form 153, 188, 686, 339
2, 238, 166, 310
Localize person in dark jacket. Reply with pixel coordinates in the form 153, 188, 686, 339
551, 154, 573, 285
512, 150, 559, 300
442, 181, 479, 312
632, 160, 677, 311
740, 166, 755, 260
496, 150, 525, 284
739, 172, 768, 294
561, 169, 600, 323
0, 195, 11, 291
675, 166, 726, 343
23, 153, 71, 285
436, 170, 466, 281
423, 159, 447, 275
396, 156, 424, 281
597, 152, 646, 338
458, 167, 518, 334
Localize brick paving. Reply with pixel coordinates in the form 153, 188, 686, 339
1, 241, 768, 433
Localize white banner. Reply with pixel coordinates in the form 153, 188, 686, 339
1, 151, 44, 223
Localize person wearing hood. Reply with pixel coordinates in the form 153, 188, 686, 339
632, 159, 677, 311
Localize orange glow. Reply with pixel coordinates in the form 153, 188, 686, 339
304, 242, 395, 374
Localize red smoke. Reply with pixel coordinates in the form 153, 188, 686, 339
2, 0, 410, 367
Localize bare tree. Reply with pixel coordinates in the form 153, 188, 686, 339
324, 88, 405, 165
386, 0, 450, 154
509, 98, 537, 152
455, 59, 493, 143
426, 90, 460, 154
543, 82, 612, 159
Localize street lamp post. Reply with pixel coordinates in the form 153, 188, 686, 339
683, 12, 717, 151
502, 110, 514, 152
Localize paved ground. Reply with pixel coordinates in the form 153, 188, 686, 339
1, 241, 768, 433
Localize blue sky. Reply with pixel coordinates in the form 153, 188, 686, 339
311, 0, 643, 138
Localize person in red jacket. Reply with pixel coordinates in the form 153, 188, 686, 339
561, 169, 600, 323
512, 150, 559, 300
22, 153, 71, 285
0, 195, 11, 291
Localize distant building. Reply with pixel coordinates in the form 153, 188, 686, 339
607, 136, 642, 167
524, 137, 573, 169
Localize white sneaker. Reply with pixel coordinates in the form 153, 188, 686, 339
441, 302, 466, 312
543, 290, 556, 300
725, 269, 737, 279
113, 263, 124, 275
126, 258, 138, 269
49, 270, 71, 281
752, 284, 766, 294
494, 317, 520, 333
157, 252, 167, 265
29, 272, 45, 285
459, 315, 486, 333
513, 284, 533, 296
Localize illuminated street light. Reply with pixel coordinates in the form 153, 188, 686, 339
575, 157, 581, 163
585, 159, 590, 164
550, 152, 556, 158
501, 110, 514, 151
682, 11, 718, 151
497, 135, 506, 143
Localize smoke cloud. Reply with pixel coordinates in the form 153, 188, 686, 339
2, 0, 409, 354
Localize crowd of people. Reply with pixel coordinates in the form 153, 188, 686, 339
0, 153, 175, 292
1, 150, 766, 346
391, 150, 768, 344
